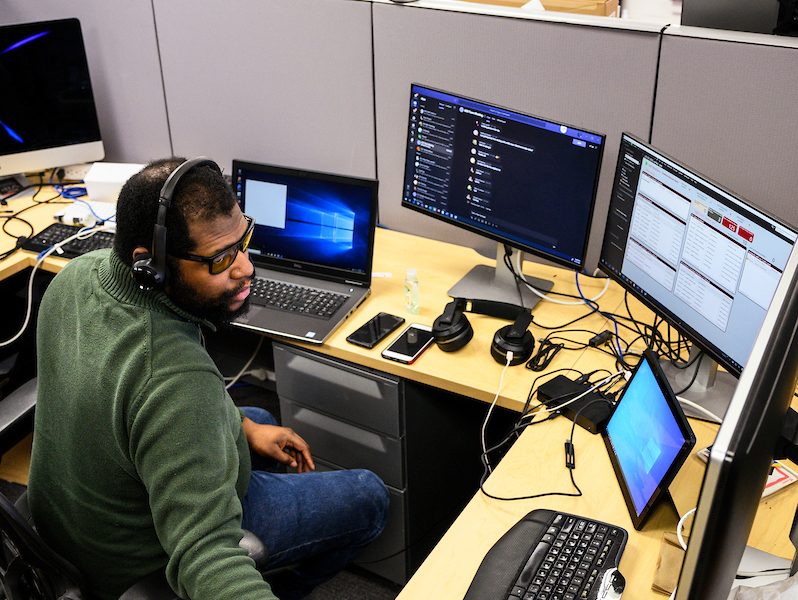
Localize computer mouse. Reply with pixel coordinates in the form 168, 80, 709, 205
598, 567, 626, 599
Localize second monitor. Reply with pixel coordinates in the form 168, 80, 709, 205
401, 84, 605, 309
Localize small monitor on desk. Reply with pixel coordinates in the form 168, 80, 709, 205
401, 84, 605, 309
0, 18, 104, 182
599, 133, 798, 422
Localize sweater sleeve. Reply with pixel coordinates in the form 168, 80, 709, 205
128, 367, 276, 600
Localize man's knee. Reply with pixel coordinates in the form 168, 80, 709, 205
351, 470, 390, 540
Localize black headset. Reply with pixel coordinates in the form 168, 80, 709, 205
132, 157, 222, 291
432, 298, 535, 365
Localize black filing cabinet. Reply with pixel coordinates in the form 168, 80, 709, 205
273, 342, 510, 585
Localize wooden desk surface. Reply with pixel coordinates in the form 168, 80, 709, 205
4, 192, 796, 597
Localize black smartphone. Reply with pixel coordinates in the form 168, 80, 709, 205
381, 323, 435, 364
346, 312, 406, 349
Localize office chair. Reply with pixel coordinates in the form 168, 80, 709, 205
0, 491, 268, 600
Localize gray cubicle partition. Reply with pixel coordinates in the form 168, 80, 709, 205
152, 0, 377, 179
651, 29, 798, 230
1, 1, 172, 164
372, 3, 663, 271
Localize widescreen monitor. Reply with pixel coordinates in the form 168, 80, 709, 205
599, 133, 798, 421
401, 84, 605, 309
0, 18, 104, 182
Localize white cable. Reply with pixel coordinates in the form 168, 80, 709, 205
481, 351, 513, 473
676, 507, 695, 551
677, 397, 722, 424
0, 225, 114, 348
520, 271, 610, 306
224, 337, 264, 390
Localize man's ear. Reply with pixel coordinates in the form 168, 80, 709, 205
132, 246, 151, 262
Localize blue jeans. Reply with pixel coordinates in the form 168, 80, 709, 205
239, 407, 389, 600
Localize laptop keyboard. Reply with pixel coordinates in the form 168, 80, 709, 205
250, 277, 349, 319
21, 223, 115, 259
464, 509, 627, 600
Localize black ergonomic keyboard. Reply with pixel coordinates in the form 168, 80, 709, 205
249, 277, 349, 319
463, 509, 628, 600
21, 223, 115, 259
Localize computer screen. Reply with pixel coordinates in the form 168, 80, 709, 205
401, 84, 605, 308
232, 159, 377, 281
675, 229, 798, 599
0, 18, 104, 180
600, 133, 798, 419
603, 350, 695, 529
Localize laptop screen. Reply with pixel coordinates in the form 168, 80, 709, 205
232, 160, 378, 284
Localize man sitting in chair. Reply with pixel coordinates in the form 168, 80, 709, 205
28, 158, 389, 600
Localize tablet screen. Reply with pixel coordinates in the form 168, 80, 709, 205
603, 350, 695, 529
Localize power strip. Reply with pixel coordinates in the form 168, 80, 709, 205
60, 163, 93, 182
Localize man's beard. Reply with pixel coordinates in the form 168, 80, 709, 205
167, 271, 252, 326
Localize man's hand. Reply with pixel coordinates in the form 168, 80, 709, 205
241, 417, 315, 473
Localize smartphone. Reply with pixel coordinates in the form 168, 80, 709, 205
381, 323, 435, 364
346, 312, 406, 349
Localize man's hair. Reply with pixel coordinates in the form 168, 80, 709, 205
113, 157, 238, 266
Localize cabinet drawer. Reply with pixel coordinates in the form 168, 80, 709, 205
281, 399, 404, 489
274, 343, 402, 436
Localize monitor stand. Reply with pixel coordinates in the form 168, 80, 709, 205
660, 346, 737, 424
447, 244, 553, 310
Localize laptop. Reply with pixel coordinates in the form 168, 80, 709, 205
231, 159, 378, 344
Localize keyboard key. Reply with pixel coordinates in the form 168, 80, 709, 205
250, 277, 349, 320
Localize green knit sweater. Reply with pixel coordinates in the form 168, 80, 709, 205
28, 249, 277, 600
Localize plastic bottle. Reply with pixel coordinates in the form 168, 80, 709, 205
404, 268, 420, 315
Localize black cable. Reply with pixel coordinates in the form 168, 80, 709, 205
673, 352, 706, 396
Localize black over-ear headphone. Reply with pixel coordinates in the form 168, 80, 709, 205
432, 298, 534, 364
132, 157, 222, 291
491, 310, 535, 366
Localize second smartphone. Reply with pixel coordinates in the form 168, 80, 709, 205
381, 323, 435, 364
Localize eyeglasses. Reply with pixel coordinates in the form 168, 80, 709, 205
173, 215, 254, 275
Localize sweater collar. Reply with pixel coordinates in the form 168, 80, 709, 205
98, 250, 217, 331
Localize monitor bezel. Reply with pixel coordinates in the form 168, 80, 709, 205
400, 83, 605, 273
598, 132, 798, 377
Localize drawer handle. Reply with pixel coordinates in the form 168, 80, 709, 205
286, 355, 386, 399
293, 408, 387, 452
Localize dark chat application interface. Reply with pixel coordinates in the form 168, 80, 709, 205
605, 359, 685, 516
402, 84, 603, 268
235, 167, 373, 275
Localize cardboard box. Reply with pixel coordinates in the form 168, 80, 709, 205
540, 0, 618, 17
458, 0, 618, 16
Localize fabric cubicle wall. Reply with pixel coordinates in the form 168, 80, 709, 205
152, 0, 377, 180
651, 29, 798, 230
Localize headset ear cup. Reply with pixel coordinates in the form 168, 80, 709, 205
432, 308, 473, 352
132, 253, 164, 291
491, 324, 535, 366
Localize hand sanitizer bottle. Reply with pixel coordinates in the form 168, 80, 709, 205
404, 268, 420, 315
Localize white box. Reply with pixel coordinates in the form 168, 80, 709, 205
83, 162, 145, 203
